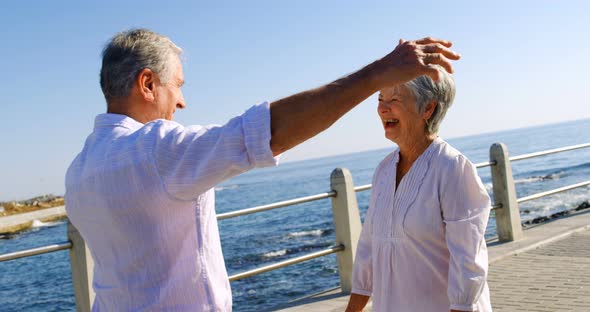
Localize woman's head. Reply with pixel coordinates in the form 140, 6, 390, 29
378, 66, 455, 145
404, 66, 455, 134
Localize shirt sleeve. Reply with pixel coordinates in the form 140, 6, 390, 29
441, 155, 491, 311
148, 102, 279, 201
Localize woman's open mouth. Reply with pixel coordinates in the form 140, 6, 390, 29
383, 118, 399, 128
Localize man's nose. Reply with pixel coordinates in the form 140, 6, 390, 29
177, 94, 187, 109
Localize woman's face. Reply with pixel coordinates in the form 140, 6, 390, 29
377, 85, 427, 145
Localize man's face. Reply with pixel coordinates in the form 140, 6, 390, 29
152, 57, 186, 121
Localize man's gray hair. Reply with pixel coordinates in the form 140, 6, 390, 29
100, 29, 182, 101
404, 66, 455, 134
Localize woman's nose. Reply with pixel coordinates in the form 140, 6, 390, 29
378, 101, 390, 114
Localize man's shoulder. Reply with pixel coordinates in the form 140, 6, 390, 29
140, 119, 208, 137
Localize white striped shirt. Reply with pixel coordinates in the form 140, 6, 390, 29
66, 102, 278, 311
352, 138, 492, 312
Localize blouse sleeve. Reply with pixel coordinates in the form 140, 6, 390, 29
351, 163, 383, 297
351, 208, 373, 296
440, 155, 491, 311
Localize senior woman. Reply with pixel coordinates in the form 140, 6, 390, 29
345, 67, 492, 312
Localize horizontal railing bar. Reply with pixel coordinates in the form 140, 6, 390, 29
0, 242, 72, 262
510, 142, 590, 162
228, 244, 344, 281
517, 180, 590, 204
485, 235, 499, 243
354, 184, 372, 192
475, 161, 496, 168
217, 191, 336, 220
491, 203, 502, 211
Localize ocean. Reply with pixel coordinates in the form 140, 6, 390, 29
1, 118, 589, 311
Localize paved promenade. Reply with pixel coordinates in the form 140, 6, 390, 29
276, 210, 590, 311
489, 230, 590, 311
0, 206, 66, 234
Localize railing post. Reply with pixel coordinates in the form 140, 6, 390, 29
330, 168, 362, 293
489, 143, 523, 242
67, 220, 95, 312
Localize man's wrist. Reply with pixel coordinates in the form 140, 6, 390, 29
361, 59, 386, 92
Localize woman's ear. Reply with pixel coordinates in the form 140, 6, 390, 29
423, 100, 437, 121
137, 68, 156, 102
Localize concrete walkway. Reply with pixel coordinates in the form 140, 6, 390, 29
0, 206, 66, 234
276, 210, 590, 311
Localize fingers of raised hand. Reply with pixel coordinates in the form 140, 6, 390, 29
422, 53, 454, 75
414, 36, 452, 47
422, 43, 461, 60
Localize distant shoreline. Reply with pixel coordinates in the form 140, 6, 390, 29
0, 195, 64, 217
0, 195, 66, 234
0, 206, 67, 235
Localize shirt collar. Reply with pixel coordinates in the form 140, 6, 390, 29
392, 136, 443, 164
94, 113, 144, 130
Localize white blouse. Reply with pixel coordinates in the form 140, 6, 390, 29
352, 138, 492, 312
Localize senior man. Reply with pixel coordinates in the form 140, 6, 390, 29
65, 29, 460, 311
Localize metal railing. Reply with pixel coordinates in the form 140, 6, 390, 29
217, 191, 336, 220
517, 180, 590, 204
229, 244, 344, 281
0, 242, 71, 262
1, 141, 589, 312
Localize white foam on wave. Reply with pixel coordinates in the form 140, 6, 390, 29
514, 177, 543, 184
31, 219, 63, 228
215, 184, 239, 191
520, 188, 589, 222
263, 249, 287, 258
514, 172, 564, 184
288, 229, 324, 237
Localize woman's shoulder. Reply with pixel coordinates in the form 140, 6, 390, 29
433, 138, 474, 172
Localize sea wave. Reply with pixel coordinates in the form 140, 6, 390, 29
263, 249, 287, 258
520, 189, 590, 222
288, 229, 324, 237
31, 220, 63, 228
514, 172, 564, 184
215, 184, 239, 191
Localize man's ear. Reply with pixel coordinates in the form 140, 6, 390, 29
423, 100, 437, 121
137, 68, 156, 102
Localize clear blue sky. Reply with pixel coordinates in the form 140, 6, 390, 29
1, 0, 589, 201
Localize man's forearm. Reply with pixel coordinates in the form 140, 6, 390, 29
269, 61, 380, 155
268, 37, 460, 156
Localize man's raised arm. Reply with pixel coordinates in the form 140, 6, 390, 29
269, 37, 460, 155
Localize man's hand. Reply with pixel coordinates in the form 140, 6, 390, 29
371, 37, 461, 89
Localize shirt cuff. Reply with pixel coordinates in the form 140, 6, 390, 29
351, 288, 372, 297
242, 101, 280, 168
450, 303, 477, 311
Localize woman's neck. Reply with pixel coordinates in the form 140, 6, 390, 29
398, 134, 436, 167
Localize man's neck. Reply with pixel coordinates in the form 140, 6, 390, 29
107, 99, 148, 124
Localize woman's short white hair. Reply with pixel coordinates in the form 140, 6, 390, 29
99, 28, 183, 102
404, 66, 455, 134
